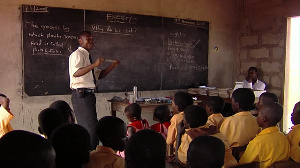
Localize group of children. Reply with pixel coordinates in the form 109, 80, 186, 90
0, 89, 300, 168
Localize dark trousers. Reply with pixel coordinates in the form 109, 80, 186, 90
71, 90, 99, 150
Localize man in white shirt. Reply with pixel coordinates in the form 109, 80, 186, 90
69, 31, 120, 150
242, 67, 266, 91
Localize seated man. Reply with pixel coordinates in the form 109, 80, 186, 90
242, 67, 266, 91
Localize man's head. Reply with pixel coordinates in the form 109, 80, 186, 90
0, 130, 56, 168
206, 96, 225, 115
184, 105, 208, 128
125, 129, 166, 168
257, 102, 283, 128
187, 136, 225, 168
231, 88, 255, 112
50, 123, 90, 168
96, 116, 127, 151
38, 108, 68, 139
291, 101, 300, 125
256, 92, 278, 110
248, 67, 258, 82
172, 92, 194, 114
78, 31, 94, 50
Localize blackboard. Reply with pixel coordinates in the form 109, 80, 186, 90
22, 5, 208, 96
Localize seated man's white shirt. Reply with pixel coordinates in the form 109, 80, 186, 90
242, 79, 266, 91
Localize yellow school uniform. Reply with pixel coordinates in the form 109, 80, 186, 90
219, 111, 260, 147
207, 113, 225, 130
166, 112, 184, 145
287, 124, 300, 163
0, 106, 14, 138
178, 124, 237, 167
239, 126, 290, 168
85, 146, 125, 168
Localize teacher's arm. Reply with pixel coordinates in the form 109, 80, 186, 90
98, 60, 120, 79
73, 58, 104, 77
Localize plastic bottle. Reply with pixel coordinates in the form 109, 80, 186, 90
133, 86, 138, 103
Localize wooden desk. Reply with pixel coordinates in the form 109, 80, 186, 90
108, 100, 172, 117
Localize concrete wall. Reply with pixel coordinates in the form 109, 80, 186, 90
236, 0, 300, 101
0, 0, 238, 133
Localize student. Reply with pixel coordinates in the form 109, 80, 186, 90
150, 104, 172, 139
239, 102, 290, 168
220, 88, 260, 148
49, 100, 75, 123
125, 129, 166, 168
205, 96, 225, 130
0, 130, 56, 168
187, 136, 225, 168
50, 123, 91, 168
176, 105, 237, 167
0, 94, 13, 138
85, 116, 126, 168
124, 103, 149, 138
69, 31, 120, 150
242, 67, 266, 90
287, 101, 300, 163
251, 92, 278, 116
38, 107, 69, 139
166, 91, 193, 149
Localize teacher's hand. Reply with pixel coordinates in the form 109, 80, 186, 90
112, 60, 120, 68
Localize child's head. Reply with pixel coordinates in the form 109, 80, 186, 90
50, 123, 90, 168
96, 116, 127, 151
291, 101, 300, 125
153, 105, 172, 123
257, 102, 283, 128
256, 92, 278, 110
125, 129, 166, 168
124, 103, 142, 122
187, 136, 225, 168
49, 100, 75, 123
206, 96, 225, 116
184, 105, 208, 128
38, 108, 67, 139
231, 88, 255, 112
172, 92, 194, 114
0, 130, 56, 168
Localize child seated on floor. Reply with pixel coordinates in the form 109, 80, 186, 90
125, 129, 166, 168
287, 101, 300, 163
166, 92, 193, 150
239, 102, 290, 168
124, 103, 149, 138
187, 136, 225, 168
150, 105, 172, 139
176, 105, 237, 167
49, 100, 75, 123
85, 116, 127, 168
205, 96, 225, 130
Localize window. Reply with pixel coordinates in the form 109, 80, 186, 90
283, 16, 300, 133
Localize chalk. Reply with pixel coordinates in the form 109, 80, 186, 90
105, 59, 117, 63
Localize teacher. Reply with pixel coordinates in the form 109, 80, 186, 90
69, 31, 120, 150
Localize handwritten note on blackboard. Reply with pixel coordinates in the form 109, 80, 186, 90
22, 5, 208, 96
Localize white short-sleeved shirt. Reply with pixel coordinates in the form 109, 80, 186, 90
242, 79, 266, 91
69, 47, 100, 89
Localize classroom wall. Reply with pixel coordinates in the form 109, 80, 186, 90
0, 0, 238, 133
235, 0, 300, 101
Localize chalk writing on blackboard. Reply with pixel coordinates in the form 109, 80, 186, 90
23, 5, 49, 13
91, 24, 137, 36
106, 13, 138, 24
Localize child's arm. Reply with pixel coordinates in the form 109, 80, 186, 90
175, 120, 185, 163
127, 126, 135, 138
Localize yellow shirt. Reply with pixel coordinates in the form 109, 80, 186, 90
178, 125, 237, 167
239, 126, 290, 168
166, 112, 184, 145
0, 106, 14, 138
207, 113, 225, 130
85, 146, 125, 168
287, 124, 300, 163
219, 111, 260, 147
